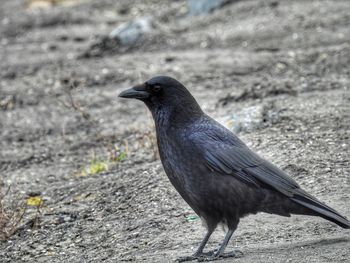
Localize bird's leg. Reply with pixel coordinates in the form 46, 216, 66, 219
198, 229, 243, 261
176, 230, 214, 262
212, 229, 233, 257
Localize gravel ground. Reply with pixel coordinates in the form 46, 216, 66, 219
0, 0, 349, 262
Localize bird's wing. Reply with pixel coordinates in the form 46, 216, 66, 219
202, 140, 350, 227
189, 124, 350, 228
191, 131, 300, 197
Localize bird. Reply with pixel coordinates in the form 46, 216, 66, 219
119, 76, 350, 261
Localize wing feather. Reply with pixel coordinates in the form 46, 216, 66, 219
192, 130, 300, 196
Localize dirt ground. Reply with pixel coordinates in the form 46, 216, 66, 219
0, 0, 349, 262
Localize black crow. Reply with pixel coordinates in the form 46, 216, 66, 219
119, 76, 350, 261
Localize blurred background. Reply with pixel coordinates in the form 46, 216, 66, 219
1, 0, 349, 262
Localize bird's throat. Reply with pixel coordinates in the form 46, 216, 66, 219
151, 103, 203, 131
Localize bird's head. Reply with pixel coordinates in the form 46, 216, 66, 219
119, 76, 203, 124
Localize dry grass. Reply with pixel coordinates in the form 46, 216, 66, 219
138, 129, 159, 161
0, 181, 44, 241
133, 111, 159, 161
0, 183, 26, 241
53, 79, 92, 122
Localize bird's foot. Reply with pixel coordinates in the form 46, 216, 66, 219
197, 249, 243, 262
176, 250, 242, 262
175, 255, 197, 262
175, 251, 214, 262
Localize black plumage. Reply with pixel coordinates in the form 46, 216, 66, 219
119, 76, 350, 261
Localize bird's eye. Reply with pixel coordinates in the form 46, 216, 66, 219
152, 85, 162, 92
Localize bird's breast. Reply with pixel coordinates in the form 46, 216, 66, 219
156, 128, 201, 197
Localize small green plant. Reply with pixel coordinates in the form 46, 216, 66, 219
77, 142, 128, 177
107, 141, 128, 162
115, 151, 126, 162
26, 194, 43, 229
80, 159, 108, 177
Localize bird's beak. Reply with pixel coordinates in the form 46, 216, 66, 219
118, 83, 149, 99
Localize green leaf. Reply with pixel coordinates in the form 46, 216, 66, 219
186, 215, 199, 222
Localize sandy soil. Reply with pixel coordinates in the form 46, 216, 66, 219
0, 0, 349, 262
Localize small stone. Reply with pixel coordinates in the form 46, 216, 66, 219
188, 0, 230, 16
109, 17, 153, 46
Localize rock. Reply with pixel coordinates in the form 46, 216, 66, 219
220, 103, 281, 134
226, 105, 265, 133
188, 0, 230, 16
109, 17, 153, 46
79, 17, 154, 58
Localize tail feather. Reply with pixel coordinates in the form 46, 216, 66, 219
291, 190, 350, 229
